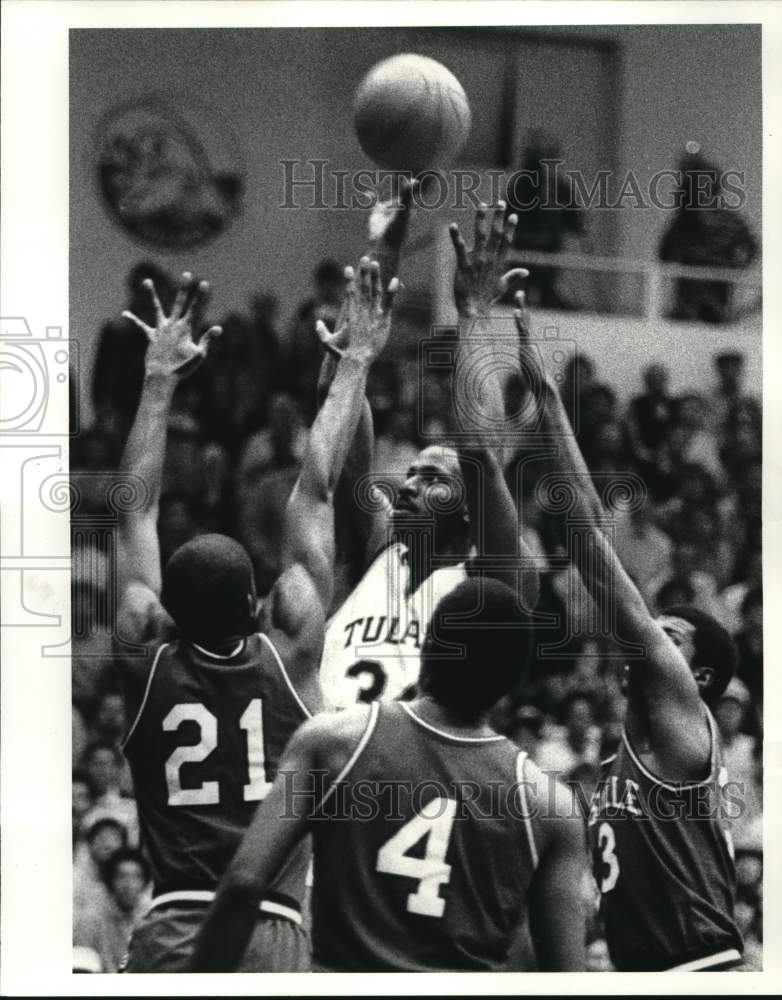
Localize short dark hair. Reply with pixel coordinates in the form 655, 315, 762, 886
162, 533, 257, 643
85, 817, 128, 845
660, 604, 738, 706
418, 579, 534, 722
104, 847, 150, 888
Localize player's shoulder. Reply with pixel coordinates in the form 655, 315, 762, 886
521, 754, 584, 849
520, 754, 572, 809
294, 704, 377, 753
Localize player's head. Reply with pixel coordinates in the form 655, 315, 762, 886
161, 534, 257, 646
418, 578, 534, 722
655, 606, 738, 708
390, 445, 469, 546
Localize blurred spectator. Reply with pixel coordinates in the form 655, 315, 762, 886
647, 539, 722, 618
287, 259, 344, 418
235, 392, 306, 594
373, 410, 420, 479
627, 364, 673, 464
614, 498, 673, 603
158, 492, 200, 566
81, 741, 139, 846
73, 816, 128, 914
73, 848, 151, 973
72, 770, 95, 854
73, 704, 89, 767
71, 539, 115, 716
659, 145, 758, 323
505, 704, 545, 758
559, 353, 595, 428
716, 679, 754, 781
162, 411, 207, 503
208, 309, 280, 452
534, 692, 601, 776
720, 543, 762, 636
667, 394, 722, 480
506, 132, 585, 309
735, 586, 763, 713
710, 351, 761, 437
89, 691, 134, 796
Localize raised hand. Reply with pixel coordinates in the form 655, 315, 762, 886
122, 271, 222, 379
367, 177, 417, 302
315, 257, 399, 365
449, 201, 528, 319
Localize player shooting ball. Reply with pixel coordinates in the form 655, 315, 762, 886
319, 189, 538, 708
114, 261, 399, 971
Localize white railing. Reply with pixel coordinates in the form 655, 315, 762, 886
432, 228, 762, 325
515, 250, 762, 321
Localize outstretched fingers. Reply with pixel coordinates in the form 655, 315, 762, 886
473, 202, 490, 258
497, 266, 530, 298
449, 222, 469, 270
121, 310, 155, 340
488, 200, 507, 255
142, 278, 165, 326
382, 276, 400, 314
198, 325, 223, 357
358, 256, 373, 303
183, 280, 210, 323
342, 265, 357, 310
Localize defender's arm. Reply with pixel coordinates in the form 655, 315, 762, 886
116, 274, 221, 693
449, 204, 539, 606
514, 294, 708, 769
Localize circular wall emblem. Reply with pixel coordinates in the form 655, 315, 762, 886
96, 94, 244, 250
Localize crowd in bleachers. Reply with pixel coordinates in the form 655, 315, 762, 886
71, 261, 762, 971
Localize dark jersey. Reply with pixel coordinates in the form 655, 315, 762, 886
311, 701, 538, 972
123, 633, 310, 898
587, 708, 742, 971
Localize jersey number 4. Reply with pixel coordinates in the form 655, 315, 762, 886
162, 700, 271, 806
376, 797, 457, 918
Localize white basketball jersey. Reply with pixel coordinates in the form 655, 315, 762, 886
320, 542, 467, 709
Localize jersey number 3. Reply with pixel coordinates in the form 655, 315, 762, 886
597, 821, 620, 893
163, 700, 272, 806
376, 797, 457, 918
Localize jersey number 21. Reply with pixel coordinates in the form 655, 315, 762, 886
162, 700, 271, 806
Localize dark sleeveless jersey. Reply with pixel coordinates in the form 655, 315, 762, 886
123, 633, 310, 898
587, 708, 742, 971
311, 701, 539, 972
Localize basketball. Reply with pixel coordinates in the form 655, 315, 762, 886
353, 54, 472, 174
